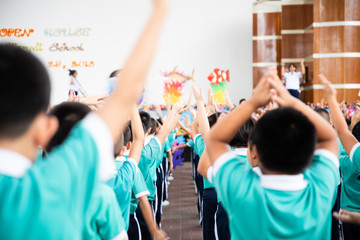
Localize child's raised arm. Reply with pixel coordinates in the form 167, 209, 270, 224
97, 0, 168, 142
206, 69, 274, 164
320, 74, 358, 155
128, 106, 145, 164
193, 86, 210, 136
269, 72, 337, 155
156, 102, 183, 145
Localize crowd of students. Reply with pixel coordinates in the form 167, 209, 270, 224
1, 0, 360, 239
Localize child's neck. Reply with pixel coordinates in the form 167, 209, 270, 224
0, 135, 38, 162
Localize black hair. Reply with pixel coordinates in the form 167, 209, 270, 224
288, 63, 297, 70
0, 44, 51, 138
127, 122, 133, 142
251, 107, 316, 174
314, 108, 330, 123
239, 98, 246, 105
123, 125, 132, 145
346, 118, 351, 126
114, 125, 131, 158
139, 111, 151, 133
230, 118, 255, 148
109, 69, 121, 78
68, 69, 77, 76
352, 122, 360, 142
208, 113, 221, 128
149, 118, 159, 134
46, 102, 91, 153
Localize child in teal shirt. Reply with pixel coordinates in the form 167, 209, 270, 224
206, 69, 339, 239
0, 1, 169, 238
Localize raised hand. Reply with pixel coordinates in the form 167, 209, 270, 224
208, 88, 215, 106
249, 67, 275, 108
267, 68, 296, 107
192, 86, 204, 102
155, 105, 162, 118
319, 74, 337, 100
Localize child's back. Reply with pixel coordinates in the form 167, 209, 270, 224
206, 70, 339, 239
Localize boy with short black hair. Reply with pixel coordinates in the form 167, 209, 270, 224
0, 0, 168, 238
206, 67, 339, 239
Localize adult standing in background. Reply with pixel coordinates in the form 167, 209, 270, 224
68, 69, 86, 96
281, 60, 305, 99
68, 69, 79, 95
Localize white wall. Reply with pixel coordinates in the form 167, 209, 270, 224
0, 0, 253, 105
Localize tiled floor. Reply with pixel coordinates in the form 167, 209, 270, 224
161, 162, 203, 240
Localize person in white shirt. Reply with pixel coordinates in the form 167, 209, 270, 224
68, 69, 80, 96
281, 60, 305, 99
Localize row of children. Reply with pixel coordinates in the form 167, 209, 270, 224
0, 0, 176, 239
169, 70, 360, 239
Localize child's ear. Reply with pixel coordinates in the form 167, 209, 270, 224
249, 145, 259, 168
33, 114, 59, 149
146, 128, 151, 135
126, 142, 131, 150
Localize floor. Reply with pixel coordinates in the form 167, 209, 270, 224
161, 162, 203, 240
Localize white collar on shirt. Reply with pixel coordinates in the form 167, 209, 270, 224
0, 148, 32, 178
233, 148, 247, 156
115, 156, 126, 162
252, 167, 308, 191
144, 136, 153, 146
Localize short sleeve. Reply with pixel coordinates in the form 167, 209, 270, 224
297, 72, 302, 78
338, 138, 347, 157
96, 185, 127, 240
213, 151, 255, 209
132, 168, 150, 199
112, 160, 137, 194
306, 149, 340, 200
187, 139, 194, 148
138, 137, 161, 178
350, 143, 360, 171
82, 113, 115, 181
164, 139, 171, 152
194, 134, 205, 156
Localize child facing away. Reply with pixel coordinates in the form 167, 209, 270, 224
0, 0, 169, 238
205, 67, 339, 239
45, 102, 126, 240
320, 74, 360, 239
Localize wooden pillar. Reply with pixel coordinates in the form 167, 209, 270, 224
312, 0, 360, 103
281, 0, 313, 103
252, 1, 282, 88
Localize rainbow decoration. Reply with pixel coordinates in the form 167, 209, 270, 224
208, 69, 230, 104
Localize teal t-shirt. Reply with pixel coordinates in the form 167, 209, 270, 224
107, 157, 137, 230
168, 129, 177, 147
130, 169, 150, 214
194, 134, 214, 189
139, 137, 161, 201
156, 138, 171, 169
212, 150, 339, 240
339, 141, 360, 211
0, 118, 108, 239
84, 184, 126, 240
350, 143, 360, 172
187, 139, 194, 148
